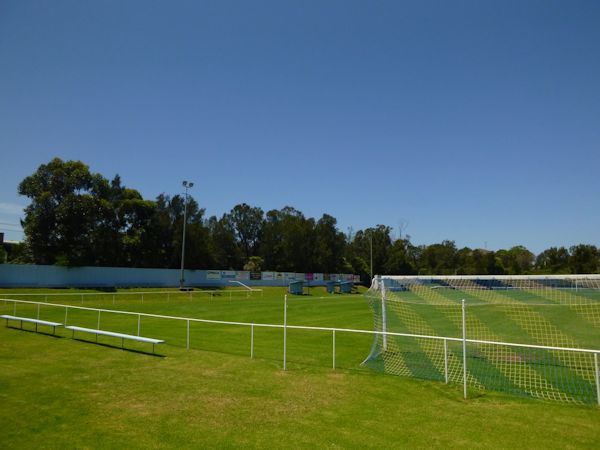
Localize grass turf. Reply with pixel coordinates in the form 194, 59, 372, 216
1, 287, 600, 448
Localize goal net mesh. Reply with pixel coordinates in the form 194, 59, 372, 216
363, 275, 600, 404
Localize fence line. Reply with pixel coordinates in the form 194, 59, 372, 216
2, 289, 263, 298
2, 297, 600, 404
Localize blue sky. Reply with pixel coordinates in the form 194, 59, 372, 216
1, 0, 599, 253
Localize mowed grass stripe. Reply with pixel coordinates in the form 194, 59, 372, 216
386, 291, 483, 388
407, 286, 574, 401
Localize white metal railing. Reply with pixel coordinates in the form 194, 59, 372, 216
1, 288, 263, 304
2, 296, 600, 404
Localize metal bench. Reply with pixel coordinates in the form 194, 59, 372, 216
1, 314, 63, 334
65, 325, 164, 353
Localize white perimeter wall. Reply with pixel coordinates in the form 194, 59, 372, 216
0, 264, 358, 288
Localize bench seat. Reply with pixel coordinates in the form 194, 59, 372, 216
1, 315, 63, 333
65, 326, 164, 353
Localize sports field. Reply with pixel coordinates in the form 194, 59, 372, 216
1, 286, 600, 448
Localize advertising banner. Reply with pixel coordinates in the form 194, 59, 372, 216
313, 273, 323, 281
305, 273, 314, 281
236, 271, 250, 280
221, 270, 236, 279
207, 270, 221, 280
250, 272, 262, 280
262, 271, 275, 280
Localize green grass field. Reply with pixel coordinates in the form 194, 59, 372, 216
1, 286, 600, 448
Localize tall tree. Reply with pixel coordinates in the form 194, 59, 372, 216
226, 203, 264, 261
19, 158, 105, 265
313, 214, 346, 273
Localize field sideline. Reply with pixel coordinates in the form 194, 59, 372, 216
1, 287, 600, 448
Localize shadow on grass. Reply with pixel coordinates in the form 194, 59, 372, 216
72, 337, 166, 358
4, 325, 64, 338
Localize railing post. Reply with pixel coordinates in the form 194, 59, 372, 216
462, 299, 467, 399
97, 311, 101, 330
81, 294, 84, 304
444, 338, 449, 384
13, 301, 16, 316
251, 324, 254, 358
137, 314, 141, 336
332, 330, 336, 370
141, 293, 144, 304
37, 304, 40, 320
187, 319, 190, 349
64, 307, 68, 325
595, 353, 600, 406
283, 294, 287, 371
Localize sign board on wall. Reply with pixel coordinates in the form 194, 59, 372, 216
207, 270, 221, 280
236, 271, 250, 280
250, 272, 261, 280
221, 270, 236, 279
262, 272, 275, 280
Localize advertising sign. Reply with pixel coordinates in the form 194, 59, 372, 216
207, 270, 221, 280
250, 272, 262, 280
221, 270, 236, 279
262, 272, 275, 280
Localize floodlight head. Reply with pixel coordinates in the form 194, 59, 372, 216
182, 180, 188, 187
188, 182, 194, 188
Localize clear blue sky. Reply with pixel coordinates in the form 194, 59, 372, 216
1, 0, 599, 253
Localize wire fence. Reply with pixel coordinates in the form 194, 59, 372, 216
2, 296, 600, 405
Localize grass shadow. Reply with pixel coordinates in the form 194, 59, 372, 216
71, 337, 166, 357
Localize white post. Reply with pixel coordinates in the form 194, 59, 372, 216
595, 353, 600, 406
444, 338, 449, 384
462, 299, 467, 400
283, 294, 287, 370
187, 319, 190, 349
380, 276, 388, 351
97, 311, 101, 329
137, 314, 141, 336
251, 324, 254, 358
332, 330, 336, 370
64, 307, 68, 325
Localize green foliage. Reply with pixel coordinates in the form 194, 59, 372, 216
15, 158, 600, 276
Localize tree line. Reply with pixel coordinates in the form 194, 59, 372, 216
5, 158, 599, 282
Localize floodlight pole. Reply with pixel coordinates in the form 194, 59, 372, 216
180, 180, 194, 289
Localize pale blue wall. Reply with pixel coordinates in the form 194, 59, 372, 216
0, 264, 357, 288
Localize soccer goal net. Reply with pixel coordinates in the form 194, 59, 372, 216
363, 275, 600, 404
